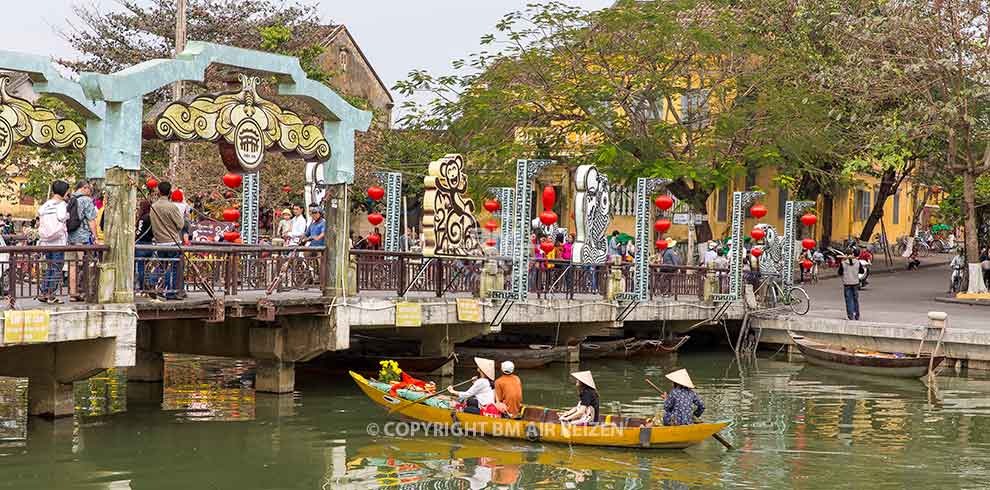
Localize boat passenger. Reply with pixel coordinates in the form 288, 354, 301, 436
660, 369, 704, 426
559, 371, 599, 425
494, 361, 523, 418
448, 357, 498, 416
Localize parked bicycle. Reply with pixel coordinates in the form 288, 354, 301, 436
755, 273, 811, 315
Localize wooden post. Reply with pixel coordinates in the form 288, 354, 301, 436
323, 184, 348, 297
101, 167, 137, 304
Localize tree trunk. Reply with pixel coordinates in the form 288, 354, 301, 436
909, 187, 931, 237
821, 191, 834, 247
666, 180, 713, 242
858, 167, 898, 242
963, 169, 987, 293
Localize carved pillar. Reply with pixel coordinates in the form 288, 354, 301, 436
101, 167, 137, 304
713, 191, 764, 302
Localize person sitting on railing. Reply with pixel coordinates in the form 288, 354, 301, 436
36, 180, 70, 304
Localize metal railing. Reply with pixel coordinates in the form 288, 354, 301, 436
0, 245, 106, 305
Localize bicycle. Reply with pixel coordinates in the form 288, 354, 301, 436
755, 273, 811, 315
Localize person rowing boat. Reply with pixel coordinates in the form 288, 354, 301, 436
448, 357, 499, 416
652, 369, 704, 426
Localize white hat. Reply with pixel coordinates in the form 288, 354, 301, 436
570, 371, 596, 390
667, 239, 677, 247
475, 357, 496, 380
501, 360, 515, 374
665, 368, 695, 389
708, 241, 717, 250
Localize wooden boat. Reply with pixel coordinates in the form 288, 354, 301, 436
455, 345, 568, 369
628, 336, 690, 357
789, 333, 943, 378
580, 337, 643, 359
350, 371, 729, 449
300, 353, 454, 376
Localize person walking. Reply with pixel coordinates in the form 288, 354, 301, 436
36, 181, 71, 304
837, 247, 864, 320
149, 181, 186, 300
66, 180, 98, 301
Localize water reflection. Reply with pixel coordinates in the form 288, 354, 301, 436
162, 354, 256, 421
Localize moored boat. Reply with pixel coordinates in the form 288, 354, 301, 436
455, 345, 568, 369
789, 333, 943, 378
301, 352, 454, 376
350, 371, 729, 449
580, 337, 641, 359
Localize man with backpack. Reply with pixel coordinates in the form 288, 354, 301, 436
66, 180, 99, 302
36, 180, 71, 304
149, 181, 186, 300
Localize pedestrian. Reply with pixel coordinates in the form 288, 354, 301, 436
654, 369, 705, 426
275, 208, 293, 245
662, 239, 681, 267
607, 231, 621, 259
302, 206, 326, 248
837, 247, 864, 320
149, 181, 186, 300
66, 180, 99, 302
494, 361, 523, 418
134, 200, 153, 293
36, 180, 70, 304
286, 204, 307, 245
626, 240, 637, 262
702, 241, 718, 266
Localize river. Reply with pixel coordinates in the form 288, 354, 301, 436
1, 351, 990, 489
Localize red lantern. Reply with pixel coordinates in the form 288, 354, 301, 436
801, 258, 813, 270
483, 199, 500, 213
802, 238, 817, 250
750, 227, 766, 241
282, 185, 292, 194
222, 208, 240, 222
222, 172, 242, 189
542, 186, 556, 211
539, 210, 558, 226
367, 186, 385, 201
170, 189, 184, 202
750, 204, 768, 219
654, 195, 674, 211
484, 220, 499, 232
655, 239, 669, 250
751, 247, 763, 257
654, 219, 672, 233
367, 234, 382, 246
800, 213, 818, 227
539, 240, 555, 254
223, 231, 240, 242
485, 238, 497, 247
145, 177, 158, 190
368, 213, 384, 226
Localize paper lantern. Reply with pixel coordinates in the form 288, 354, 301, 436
539, 210, 558, 226
483, 199, 500, 213
368, 186, 385, 201
542, 186, 556, 211
484, 220, 499, 232
282, 185, 292, 194
485, 238, 497, 247
367, 234, 381, 246
751, 247, 763, 257
222, 208, 240, 222
750, 227, 766, 241
750, 204, 768, 219
539, 240, 555, 254
654, 195, 674, 211
801, 259, 813, 270
222, 172, 242, 189
368, 213, 384, 226
800, 213, 818, 227
655, 239, 669, 250
802, 238, 817, 250
223, 231, 240, 242
145, 177, 159, 190
654, 219, 672, 233
170, 189, 184, 202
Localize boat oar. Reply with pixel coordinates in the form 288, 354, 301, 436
644, 378, 733, 450
387, 377, 476, 415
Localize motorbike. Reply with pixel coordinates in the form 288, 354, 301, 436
950, 263, 965, 294
858, 257, 872, 289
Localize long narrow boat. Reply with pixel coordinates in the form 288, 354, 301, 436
580, 338, 642, 359
350, 371, 729, 449
789, 333, 943, 378
455, 345, 568, 369
301, 353, 454, 376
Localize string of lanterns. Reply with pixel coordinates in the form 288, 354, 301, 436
538, 186, 558, 254
483, 198, 500, 248
366, 185, 385, 247
654, 194, 674, 250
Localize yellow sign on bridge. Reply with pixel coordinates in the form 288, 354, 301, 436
3, 310, 50, 344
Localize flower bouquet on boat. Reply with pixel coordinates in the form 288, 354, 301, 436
351, 358, 732, 450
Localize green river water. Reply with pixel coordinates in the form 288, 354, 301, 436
1, 352, 990, 489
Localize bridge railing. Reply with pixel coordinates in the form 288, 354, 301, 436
0, 244, 106, 305
135, 244, 325, 298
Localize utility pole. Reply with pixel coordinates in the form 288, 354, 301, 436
168, 0, 188, 180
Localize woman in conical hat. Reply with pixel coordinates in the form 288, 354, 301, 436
448, 357, 498, 416
658, 368, 705, 426
559, 371, 599, 425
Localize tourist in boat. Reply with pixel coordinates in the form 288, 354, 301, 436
494, 361, 523, 418
660, 369, 705, 426
448, 357, 498, 416
559, 371, 599, 425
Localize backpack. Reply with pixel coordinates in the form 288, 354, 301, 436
66, 195, 82, 233
38, 208, 64, 242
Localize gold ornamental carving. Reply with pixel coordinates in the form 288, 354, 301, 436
0, 76, 87, 162
422, 154, 483, 257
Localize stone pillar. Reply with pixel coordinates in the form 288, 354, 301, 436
101, 167, 138, 304
479, 259, 501, 298
255, 360, 295, 394
420, 337, 455, 377
606, 257, 625, 300
565, 345, 580, 364
28, 374, 74, 418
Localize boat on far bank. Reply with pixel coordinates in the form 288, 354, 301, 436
789, 333, 943, 378
580, 336, 689, 359
455, 344, 568, 369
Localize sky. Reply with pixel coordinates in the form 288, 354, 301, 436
0, 0, 613, 115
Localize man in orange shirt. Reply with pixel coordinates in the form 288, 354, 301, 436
495, 361, 523, 418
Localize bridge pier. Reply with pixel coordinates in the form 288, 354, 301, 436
255, 360, 295, 394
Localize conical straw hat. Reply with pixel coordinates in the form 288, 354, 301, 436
665, 369, 695, 389
570, 371, 596, 390
475, 357, 496, 380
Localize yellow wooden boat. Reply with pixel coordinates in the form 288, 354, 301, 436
350, 371, 730, 449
